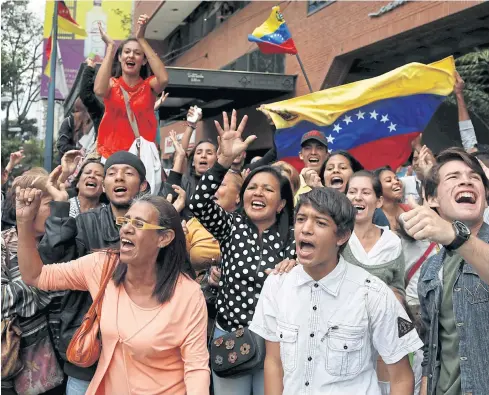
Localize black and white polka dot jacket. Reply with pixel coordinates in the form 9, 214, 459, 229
189, 163, 296, 332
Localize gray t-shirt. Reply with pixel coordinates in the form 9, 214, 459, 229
436, 252, 463, 395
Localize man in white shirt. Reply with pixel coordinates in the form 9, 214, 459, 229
250, 187, 423, 395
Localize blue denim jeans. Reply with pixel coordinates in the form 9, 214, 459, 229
66, 376, 90, 395
212, 327, 264, 395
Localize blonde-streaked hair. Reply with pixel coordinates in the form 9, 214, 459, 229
11, 172, 49, 195
272, 161, 300, 195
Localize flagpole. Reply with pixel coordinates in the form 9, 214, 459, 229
44, 2, 58, 172
295, 53, 313, 93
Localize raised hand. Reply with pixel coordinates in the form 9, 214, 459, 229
46, 166, 69, 202
98, 22, 115, 46
15, 187, 42, 224
215, 109, 256, 168
400, 196, 454, 245
154, 91, 169, 111
61, 150, 83, 179
136, 14, 149, 40
170, 185, 186, 213
6, 150, 25, 172
417, 145, 435, 178
186, 106, 202, 126
454, 71, 465, 95
85, 57, 96, 69
169, 130, 186, 158
302, 168, 323, 188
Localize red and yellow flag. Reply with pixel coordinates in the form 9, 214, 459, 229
57, 0, 87, 37
44, 35, 53, 77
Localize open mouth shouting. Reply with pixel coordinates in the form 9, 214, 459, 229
125, 61, 136, 70
353, 204, 366, 213
121, 237, 135, 253
308, 157, 320, 166
251, 200, 266, 210
85, 180, 98, 189
330, 176, 344, 189
113, 185, 128, 197
454, 190, 477, 205
297, 238, 316, 260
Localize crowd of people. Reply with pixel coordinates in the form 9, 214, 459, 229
1, 13, 489, 395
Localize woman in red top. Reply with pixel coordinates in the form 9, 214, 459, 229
94, 14, 169, 159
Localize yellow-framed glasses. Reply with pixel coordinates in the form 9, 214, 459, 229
115, 217, 167, 231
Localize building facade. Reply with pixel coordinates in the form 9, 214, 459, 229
134, 0, 489, 157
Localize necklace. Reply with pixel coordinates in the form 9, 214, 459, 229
115, 286, 163, 344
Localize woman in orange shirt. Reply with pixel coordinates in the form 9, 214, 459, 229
94, 14, 169, 160
15, 191, 210, 395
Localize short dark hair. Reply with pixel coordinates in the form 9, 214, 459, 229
112, 195, 191, 304
319, 151, 364, 186
71, 159, 104, 190
347, 170, 383, 198
295, 187, 355, 250
187, 139, 218, 177
424, 147, 489, 200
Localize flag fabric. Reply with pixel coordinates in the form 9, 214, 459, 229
248, 6, 297, 55
57, 0, 87, 37
260, 56, 456, 171
44, 34, 69, 98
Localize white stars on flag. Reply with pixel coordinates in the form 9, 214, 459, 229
381, 114, 389, 123
326, 134, 335, 144
356, 110, 365, 120
343, 115, 352, 125
388, 122, 397, 132
369, 110, 378, 120
333, 123, 342, 133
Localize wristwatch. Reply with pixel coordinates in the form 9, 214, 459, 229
444, 220, 471, 251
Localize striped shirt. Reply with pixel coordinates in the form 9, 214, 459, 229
1, 228, 65, 349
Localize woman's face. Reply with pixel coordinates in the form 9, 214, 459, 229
77, 163, 104, 200
119, 201, 173, 265
214, 173, 240, 212
193, 142, 217, 176
243, 172, 285, 226
119, 41, 146, 76
324, 155, 354, 193
379, 170, 403, 202
33, 195, 53, 237
346, 176, 382, 224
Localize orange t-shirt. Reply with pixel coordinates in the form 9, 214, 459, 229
37, 252, 210, 395
97, 76, 157, 159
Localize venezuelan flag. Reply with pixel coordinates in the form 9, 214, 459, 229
248, 6, 297, 55
260, 56, 456, 171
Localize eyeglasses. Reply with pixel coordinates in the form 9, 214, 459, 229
115, 217, 167, 230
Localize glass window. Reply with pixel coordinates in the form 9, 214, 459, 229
307, 1, 335, 16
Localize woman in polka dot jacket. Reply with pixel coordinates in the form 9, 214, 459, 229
189, 111, 296, 395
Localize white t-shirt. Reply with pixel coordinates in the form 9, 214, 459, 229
250, 258, 423, 395
348, 227, 402, 266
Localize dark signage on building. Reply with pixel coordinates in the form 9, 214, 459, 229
369, 0, 409, 18
188, 72, 204, 83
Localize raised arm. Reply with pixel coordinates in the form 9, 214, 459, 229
189, 110, 256, 241
454, 71, 478, 152
80, 58, 105, 132
181, 106, 202, 152
136, 14, 169, 94
94, 23, 117, 98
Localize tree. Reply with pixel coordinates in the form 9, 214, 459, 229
448, 49, 489, 128
1, 0, 43, 128
1, 138, 44, 178
112, 8, 133, 38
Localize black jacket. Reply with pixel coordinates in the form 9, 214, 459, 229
39, 202, 196, 380
56, 115, 80, 159
79, 65, 104, 135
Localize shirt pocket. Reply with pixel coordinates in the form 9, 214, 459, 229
325, 326, 365, 377
462, 268, 489, 304
276, 320, 299, 373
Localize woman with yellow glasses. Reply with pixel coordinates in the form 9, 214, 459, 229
15, 191, 210, 395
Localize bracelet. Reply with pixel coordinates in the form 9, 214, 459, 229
186, 122, 197, 129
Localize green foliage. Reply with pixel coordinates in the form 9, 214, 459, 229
447, 49, 489, 127
1, 0, 43, 125
1, 138, 44, 177
112, 8, 133, 38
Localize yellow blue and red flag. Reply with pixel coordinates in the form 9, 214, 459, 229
260, 56, 456, 171
248, 6, 297, 55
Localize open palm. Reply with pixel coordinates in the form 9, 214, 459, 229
214, 109, 255, 161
